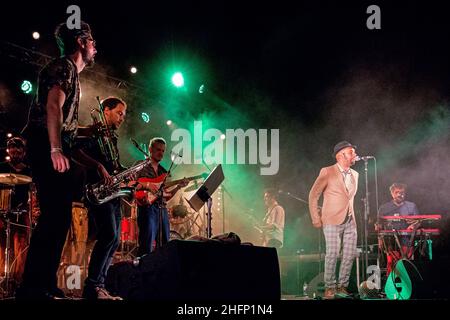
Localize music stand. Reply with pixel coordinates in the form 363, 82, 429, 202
186, 164, 224, 238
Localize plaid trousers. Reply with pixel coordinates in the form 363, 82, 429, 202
323, 219, 358, 288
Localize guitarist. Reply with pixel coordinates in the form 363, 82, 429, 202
261, 189, 285, 249
136, 137, 188, 255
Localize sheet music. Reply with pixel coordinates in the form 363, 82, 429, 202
186, 164, 224, 212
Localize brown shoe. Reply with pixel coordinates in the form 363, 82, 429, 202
336, 286, 351, 298
95, 287, 123, 300
323, 288, 336, 299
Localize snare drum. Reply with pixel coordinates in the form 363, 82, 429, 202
169, 230, 183, 241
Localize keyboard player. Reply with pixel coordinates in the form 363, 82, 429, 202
376, 183, 419, 274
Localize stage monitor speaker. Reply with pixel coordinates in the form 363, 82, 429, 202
385, 258, 450, 299
106, 240, 281, 301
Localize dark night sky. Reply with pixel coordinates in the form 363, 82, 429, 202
2, 0, 450, 114
1, 0, 450, 251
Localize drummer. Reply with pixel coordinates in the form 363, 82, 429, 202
168, 199, 192, 239
0, 136, 32, 281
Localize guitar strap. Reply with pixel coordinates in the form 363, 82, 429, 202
263, 205, 281, 223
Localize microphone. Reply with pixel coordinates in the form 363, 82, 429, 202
355, 155, 375, 161
130, 138, 149, 157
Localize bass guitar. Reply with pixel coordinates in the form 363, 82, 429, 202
135, 173, 207, 206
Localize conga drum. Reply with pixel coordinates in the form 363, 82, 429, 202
60, 202, 89, 266
0, 187, 13, 212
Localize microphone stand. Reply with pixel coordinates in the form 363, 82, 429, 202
130, 138, 149, 158
155, 158, 176, 250
280, 192, 322, 256
280, 191, 309, 206
361, 157, 374, 282
280, 190, 324, 294
201, 162, 232, 234
357, 156, 379, 283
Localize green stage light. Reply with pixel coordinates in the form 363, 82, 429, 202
171, 72, 184, 87
21, 80, 32, 94
141, 112, 150, 123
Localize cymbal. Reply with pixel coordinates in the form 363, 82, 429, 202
171, 204, 192, 218
0, 173, 32, 185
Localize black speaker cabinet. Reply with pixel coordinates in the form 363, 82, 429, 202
106, 240, 281, 301
385, 257, 450, 299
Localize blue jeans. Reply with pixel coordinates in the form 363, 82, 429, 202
137, 204, 170, 255
85, 199, 121, 289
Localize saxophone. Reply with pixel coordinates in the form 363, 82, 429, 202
85, 158, 151, 205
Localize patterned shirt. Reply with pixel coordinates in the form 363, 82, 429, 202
26, 57, 80, 148
136, 160, 168, 207
137, 161, 167, 179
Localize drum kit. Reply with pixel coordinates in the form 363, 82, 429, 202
168, 198, 208, 240
0, 173, 34, 298
1, 172, 208, 296
116, 199, 139, 261
117, 199, 203, 256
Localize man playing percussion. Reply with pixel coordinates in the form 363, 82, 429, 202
0, 137, 32, 283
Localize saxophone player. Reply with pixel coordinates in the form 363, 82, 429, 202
73, 96, 127, 300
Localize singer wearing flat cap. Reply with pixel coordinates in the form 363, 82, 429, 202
308, 141, 359, 299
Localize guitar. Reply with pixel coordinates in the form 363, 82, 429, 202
245, 213, 266, 240
135, 173, 207, 206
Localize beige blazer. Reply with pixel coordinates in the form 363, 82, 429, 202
309, 163, 359, 226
